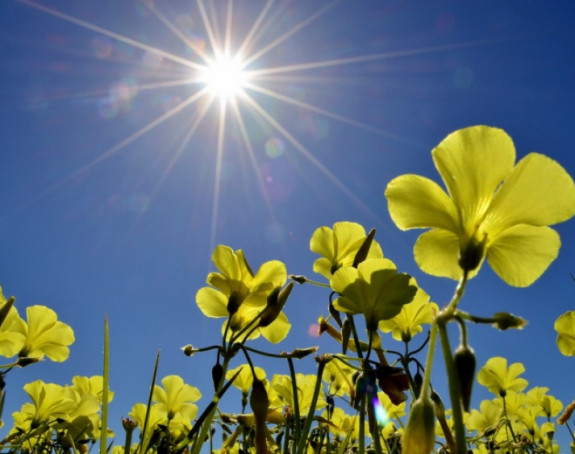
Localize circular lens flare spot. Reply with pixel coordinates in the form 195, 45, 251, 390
200, 53, 248, 101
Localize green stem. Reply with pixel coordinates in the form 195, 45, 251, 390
420, 320, 439, 402
296, 358, 326, 454
287, 357, 302, 451
358, 392, 366, 454
437, 320, 467, 454
366, 395, 383, 454
190, 355, 231, 454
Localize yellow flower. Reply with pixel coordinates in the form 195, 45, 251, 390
554, 311, 575, 356
196, 245, 290, 343
0, 290, 26, 358
310, 221, 383, 279
17, 305, 75, 362
385, 126, 575, 287
269, 374, 325, 416
331, 259, 417, 332
477, 356, 528, 397
322, 360, 355, 398
152, 375, 201, 421
14, 380, 77, 429
465, 399, 502, 435
226, 365, 267, 395
378, 285, 438, 342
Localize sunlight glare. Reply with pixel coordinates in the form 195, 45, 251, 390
200, 53, 248, 101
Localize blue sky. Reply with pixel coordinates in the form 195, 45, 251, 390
2, 0, 575, 448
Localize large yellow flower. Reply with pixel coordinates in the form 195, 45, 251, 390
385, 126, 575, 287
196, 245, 290, 343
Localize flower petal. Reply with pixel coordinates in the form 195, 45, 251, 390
485, 153, 575, 235
212, 245, 241, 280
555, 311, 575, 357
413, 229, 468, 280
251, 260, 287, 291
487, 225, 560, 287
432, 126, 515, 234
195, 287, 229, 317
259, 311, 290, 344
385, 175, 459, 232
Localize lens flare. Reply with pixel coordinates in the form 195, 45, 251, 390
372, 396, 389, 426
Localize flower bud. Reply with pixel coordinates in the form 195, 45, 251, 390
259, 282, 294, 327
341, 317, 351, 354
402, 396, 436, 454
212, 363, 224, 391
453, 343, 476, 412
352, 228, 376, 267
250, 378, 269, 454
181, 344, 195, 357
492, 312, 527, 330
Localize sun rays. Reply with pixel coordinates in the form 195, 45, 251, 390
15, 0, 454, 250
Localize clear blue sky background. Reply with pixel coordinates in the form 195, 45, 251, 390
1, 0, 575, 449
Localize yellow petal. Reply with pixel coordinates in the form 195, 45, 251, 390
485, 153, 575, 235
432, 126, 515, 234
259, 311, 290, 344
385, 175, 459, 232
413, 230, 467, 280
195, 287, 229, 317
251, 260, 287, 291
555, 311, 575, 357
212, 245, 241, 279
487, 225, 560, 287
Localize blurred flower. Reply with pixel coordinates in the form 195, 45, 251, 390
322, 359, 355, 398
385, 125, 575, 287
196, 245, 290, 343
554, 311, 575, 356
17, 305, 75, 362
331, 258, 417, 332
378, 285, 437, 342
310, 221, 383, 279
477, 356, 528, 397
270, 373, 325, 416
465, 399, 502, 435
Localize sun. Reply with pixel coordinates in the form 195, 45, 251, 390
200, 53, 249, 102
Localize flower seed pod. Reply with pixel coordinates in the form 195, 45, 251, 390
402, 396, 436, 454
453, 343, 476, 412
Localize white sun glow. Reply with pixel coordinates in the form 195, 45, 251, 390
200, 54, 248, 101
18, 0, 419, 249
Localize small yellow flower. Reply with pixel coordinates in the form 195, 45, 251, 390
378, 285, 437, 342
196, 245, 290, 343
310, 221, 383, 279
331, 258, 417, 332
269, 374, 325, 416
18, 305, 75, 362
477, 356, 528, 397
226, 365, 266, 394
385, 125, 575, 287
152, 375, 201, 421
